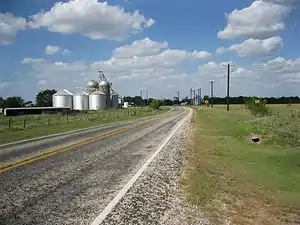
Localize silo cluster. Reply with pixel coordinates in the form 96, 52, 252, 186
52, 79, 120, 110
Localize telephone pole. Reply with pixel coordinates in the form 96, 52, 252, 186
199, 88, 202, 104
222, 63, 234, 112
198, 88, 202, 105
227, 63, 230, 112
209, 81, 214, 108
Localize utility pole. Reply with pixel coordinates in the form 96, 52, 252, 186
140, 89, 143, 106
193, 90, 196, 106
227, 63, 230, 112
177, 91, 180, 102
190, 88, 193, 104
209, 81, 214, 108
146, 90, 149, 100
199, 88, 202, 104
222, 63, 234, 112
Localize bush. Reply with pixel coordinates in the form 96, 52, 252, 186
149, 100, 162, 110
245, 98, 270, 117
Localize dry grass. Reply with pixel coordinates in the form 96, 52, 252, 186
181, 104, 300, 225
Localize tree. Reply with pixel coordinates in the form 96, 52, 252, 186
149, 99, 162, 110
36, 89, 57, 107
5, 96, 25, 108
0, 97, 5, 108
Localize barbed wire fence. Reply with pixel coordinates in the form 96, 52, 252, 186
2, 108, 156, 130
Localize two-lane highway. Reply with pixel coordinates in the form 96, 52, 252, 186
1, 107, 190, 225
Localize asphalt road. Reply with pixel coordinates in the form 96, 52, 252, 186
1, 107, 189, 225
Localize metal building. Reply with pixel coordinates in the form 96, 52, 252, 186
111, 93, 119, 109
89, 91, 106, 110
73, 91, 89, 110
52, 89, 74, 109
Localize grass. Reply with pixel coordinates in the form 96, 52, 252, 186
181, 104, 300, 225
0, 107, 168, 144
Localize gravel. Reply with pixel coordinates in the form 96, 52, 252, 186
101, 108, 210, 225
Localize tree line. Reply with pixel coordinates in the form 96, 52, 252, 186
0, 89, 299, 109
202, 95, 300, 105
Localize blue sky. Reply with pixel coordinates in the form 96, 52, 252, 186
0, 0, 299, 101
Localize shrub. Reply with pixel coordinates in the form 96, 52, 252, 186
245, 98, 270, 117
149, 100, 162, 110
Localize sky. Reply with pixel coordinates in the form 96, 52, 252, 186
0, 0, 300, 101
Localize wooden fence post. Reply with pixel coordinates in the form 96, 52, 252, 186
8, 117, 12, 128
23, 116, 27, 128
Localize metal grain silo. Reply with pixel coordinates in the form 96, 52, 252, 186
99, 80, 110, 108
86, 80, 99, 94
111, 93, 119, 109
73, 91, 89, 110
89, 91, 106, 110
53, 89, 74, 109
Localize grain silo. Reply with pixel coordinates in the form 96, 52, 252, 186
99, 80, 110, 108
111, 93, 119, 109
73, 91, 89, 110
52, 89, 74, 109
86, 80, 99, 94
89, 91, 106, 110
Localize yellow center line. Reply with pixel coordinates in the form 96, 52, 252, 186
0, 120, 152, 173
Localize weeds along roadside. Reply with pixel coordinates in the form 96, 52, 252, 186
181, 104, 300, 225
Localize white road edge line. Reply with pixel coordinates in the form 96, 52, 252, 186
90, 107, 192, 225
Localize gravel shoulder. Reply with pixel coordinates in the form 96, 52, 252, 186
101, 107, 210, 225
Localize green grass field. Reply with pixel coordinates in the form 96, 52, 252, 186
0, 107, 168, 144
181, 104, 300, 225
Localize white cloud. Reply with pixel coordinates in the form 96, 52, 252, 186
20, 37, 300, 98
260, 57, 300, 80
218, 36, 283, 57
21, 58, 46, 64
0, 13, 27, 45
218, 0, 292, 39
28, 0, 155, 41
62, 49, 72, 55
20, 37, 211, 96
45, 45, 60, 55
261, 0, 300, 6
113, 38, 168, 58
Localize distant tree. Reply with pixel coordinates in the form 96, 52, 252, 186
203, 95, 209, 101
0, 97, 6, 108
149, 99, 162, 110
36, 89, 57, 107
5, 96, 25, 108
123, 96, 133, 103
133, 96, 143, 106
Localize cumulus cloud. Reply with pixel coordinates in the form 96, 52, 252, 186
218, 36, 283, 57
113, 38, 168, 58
20, 36, 300, 97
194, 57, 300, 96
45, 45, 60, 55
260, 56, 300, 81
44, 45, 72, 55
28, 0, 155, 41
0, 13, 27, 45
218, 0, 292, 39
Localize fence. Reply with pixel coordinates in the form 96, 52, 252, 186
0, 108, 156, 130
